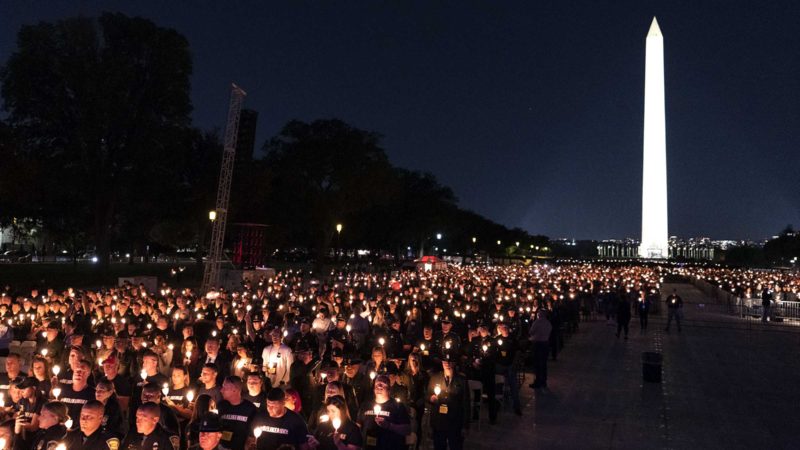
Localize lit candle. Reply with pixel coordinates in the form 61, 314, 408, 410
95, 339, 102, 349
369, 371, 376, 380
41, 349, 48, 356
52, 387, 61, 399
253, 427, 262, 439
162, 383, 169, 396
332, 417, 341, 431
378, 337, 385, 346
373, 404, 381, 415
140, 370, 147, 381
52, 365, 60, 376
320, 414, 329, 423
56, 443, 66, 450
434, 385, 441, 396
186, 390, 195, 402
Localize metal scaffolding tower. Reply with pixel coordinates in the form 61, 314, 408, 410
201, 84, 247, 293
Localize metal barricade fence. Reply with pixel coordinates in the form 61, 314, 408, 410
690, 278, 800, 322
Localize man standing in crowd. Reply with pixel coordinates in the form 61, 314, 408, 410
217, 376, 257, 450
427, 355, 469, 450
665, 289, 683, 332
250, 388, 310, 450
121, 402, 179, 450
357, 375, 411, 450
529, 310, 552, 390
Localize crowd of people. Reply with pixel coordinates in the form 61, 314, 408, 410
0, 263, 681, 450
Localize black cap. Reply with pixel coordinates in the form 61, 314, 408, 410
294, 341, 311, 353
198, 414, 222, 432
17, 377, 39, 389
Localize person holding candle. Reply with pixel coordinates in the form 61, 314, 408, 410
260, 329, 292, 388
58, 360, 95, 429
426, 355, 469, 450
186, 394, 216, 449
63, 400, 120, 450
163, 367, 193, 419
311, 395, 362, 450
16, 377, 45, 435
30, 356, 52, 401
249, 388, 310, 450
39, 322, 63, 365
356, 375, 410, 450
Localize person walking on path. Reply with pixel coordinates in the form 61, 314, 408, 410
615, 294, 631, 339
638, 290, 652, 332
665, 290, 683, 333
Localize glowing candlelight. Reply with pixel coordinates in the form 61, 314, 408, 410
369, 371, 376, 380
52, 387, 61, 399
56, 443, 66, 450
140, 370, 147, 381
41, 348, 48, 356
378, 337, 385, 346
52, 365, 60, 376
95, 339, 102, 349
373, 404, 382, 415
162, 383, 169, 396
186, 390, 195, 402
320, 414, 329, 423
332, 417, 341, 431
253, 427, 262, 439
434, 385, 441, 396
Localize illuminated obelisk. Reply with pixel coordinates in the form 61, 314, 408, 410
639, 17, 669, 259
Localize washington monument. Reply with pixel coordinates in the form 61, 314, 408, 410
639, 17, 669, 258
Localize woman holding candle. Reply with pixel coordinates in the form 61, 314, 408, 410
185, 394, 216, 450
29, 357, 52, 401
312, 395, 363, 450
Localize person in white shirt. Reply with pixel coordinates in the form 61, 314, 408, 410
261, 327, 293, 387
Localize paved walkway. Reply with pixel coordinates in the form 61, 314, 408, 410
458, 283, 800, 450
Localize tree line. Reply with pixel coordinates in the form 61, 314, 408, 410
0, 13, 546, 267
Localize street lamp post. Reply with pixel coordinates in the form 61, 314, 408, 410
336, 223, 343, 262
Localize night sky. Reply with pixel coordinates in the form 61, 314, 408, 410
2, 1, 798, 241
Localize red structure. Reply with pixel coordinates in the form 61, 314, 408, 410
231, 223, 268, 268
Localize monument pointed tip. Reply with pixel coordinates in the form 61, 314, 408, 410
648, 17, 662, 38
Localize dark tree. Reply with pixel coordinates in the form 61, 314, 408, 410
1, 13, 192, 266
263, 119, 394, 268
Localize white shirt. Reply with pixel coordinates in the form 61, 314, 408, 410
261, 344, 293, 386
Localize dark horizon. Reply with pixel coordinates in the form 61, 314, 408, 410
2, 1, 798, 242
